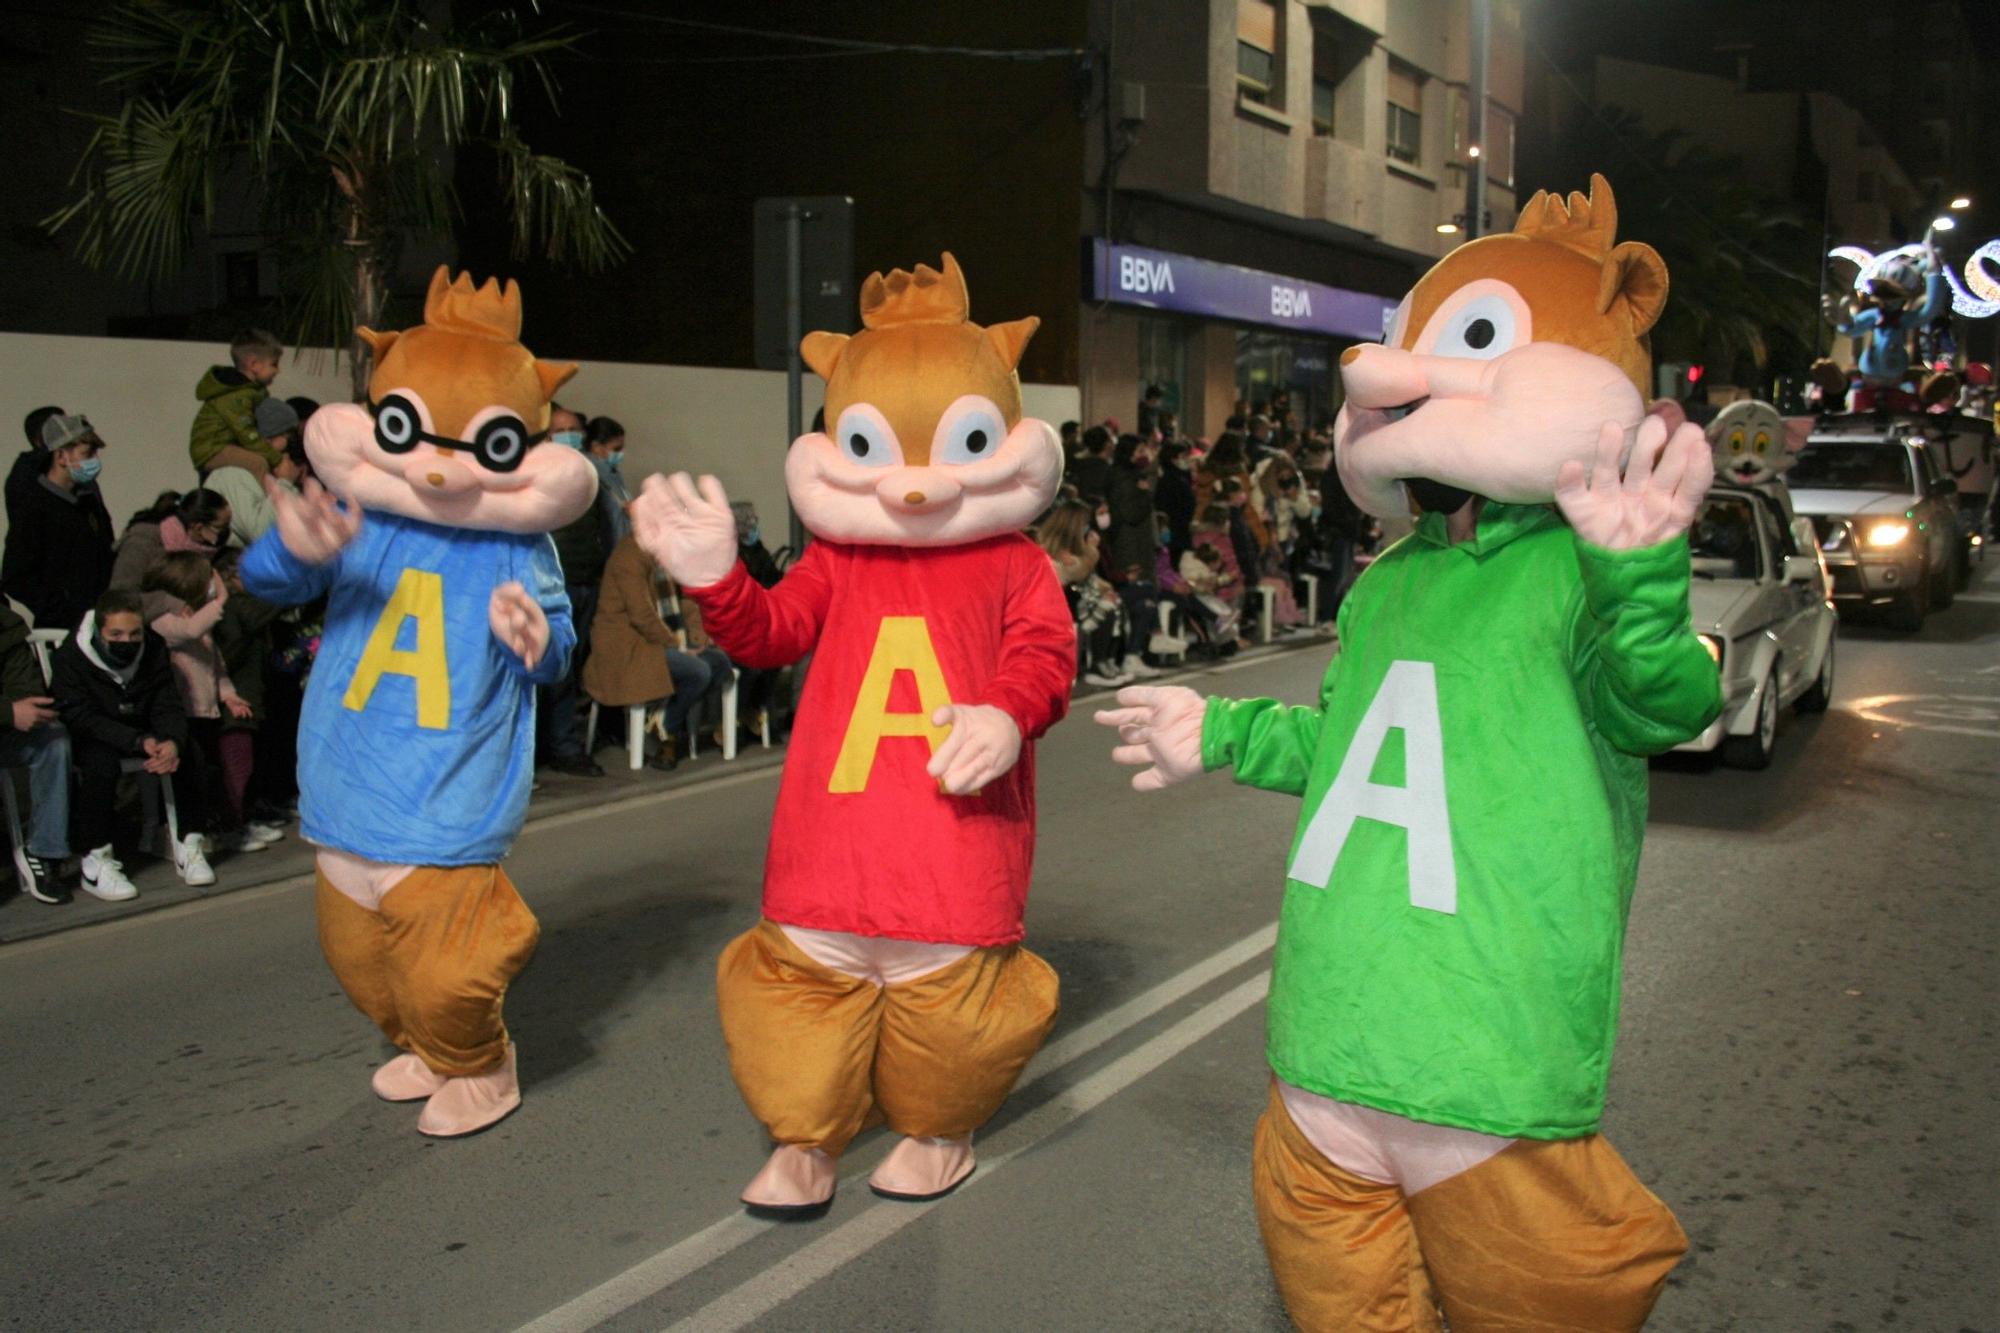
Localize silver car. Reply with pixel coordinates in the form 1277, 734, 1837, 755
1677, 484, 1838, 769
1789, 422, 1964, 631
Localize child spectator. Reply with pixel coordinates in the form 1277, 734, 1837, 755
110, 489, 231, 592
210, 547, 287, 848
1034, 497, 1152, 688
205, 416, 307, 548
51, 589, 209, 898
0, 414, 116, 632
0, 600, 72, 903
140, 551, 256, 855
190, 329, 284, 474
1180, 533, 1248, 646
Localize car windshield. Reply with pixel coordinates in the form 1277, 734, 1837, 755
1790, 441, 1915, 493
1689, 495, 1761, 580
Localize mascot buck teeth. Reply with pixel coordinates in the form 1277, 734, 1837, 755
630, 253, 1074, 1217
1098, 176, 1722, 1330
243, 267, 593, 1137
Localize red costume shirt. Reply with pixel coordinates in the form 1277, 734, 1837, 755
687, 535, 1075, 946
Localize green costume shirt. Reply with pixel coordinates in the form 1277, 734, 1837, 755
1203, 503, 1720, 1139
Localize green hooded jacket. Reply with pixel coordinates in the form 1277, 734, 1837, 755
1202, 502, 1721, 1139
189, 367, 277, 473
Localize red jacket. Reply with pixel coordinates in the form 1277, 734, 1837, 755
688, 535, 1075, 945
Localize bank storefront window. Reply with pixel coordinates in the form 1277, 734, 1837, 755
1138, 316, 1189, 418
1237, 330, 1346, 430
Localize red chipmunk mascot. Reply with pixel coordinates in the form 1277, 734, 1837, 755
630, 254, 1074, 1216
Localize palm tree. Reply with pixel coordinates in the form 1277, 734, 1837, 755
1527, 104, 1820, 391
44, 0, 628, 399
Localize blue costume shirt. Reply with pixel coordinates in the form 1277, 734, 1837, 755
242, 510, 574, 865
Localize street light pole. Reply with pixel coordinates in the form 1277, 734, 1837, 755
1466, 0, 1490, 239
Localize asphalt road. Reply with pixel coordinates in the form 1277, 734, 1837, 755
3, 565, 1996, 1332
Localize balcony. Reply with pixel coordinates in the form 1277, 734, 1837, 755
1304, 133, 1382, 237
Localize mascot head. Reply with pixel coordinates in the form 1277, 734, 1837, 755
1334, 173, 1668, 519
1705, 400, 1813, 486
786, 253, 1063, 546
305, 266, 597, 533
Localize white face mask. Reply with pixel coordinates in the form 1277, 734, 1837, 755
1095, 512, 1112, 531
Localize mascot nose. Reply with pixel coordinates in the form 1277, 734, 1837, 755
1340, 344, 1432, 409
877, 472, 962, 514
404, 455, 479, 497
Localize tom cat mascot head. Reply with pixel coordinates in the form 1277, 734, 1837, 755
1336, 173, 1688, 520
304, 266, 597, 534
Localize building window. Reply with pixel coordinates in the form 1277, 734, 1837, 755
1387, 61, 1423, 165
1311, 78, 1336, 135
1237, 0, 1279, 107
1486, 105, 1516, 187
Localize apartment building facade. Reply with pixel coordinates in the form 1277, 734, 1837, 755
1079, 0, 1527, 436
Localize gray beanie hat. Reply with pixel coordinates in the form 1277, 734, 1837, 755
254, 397, 300, 439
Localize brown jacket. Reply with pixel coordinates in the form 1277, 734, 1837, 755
583, 536, 708, 707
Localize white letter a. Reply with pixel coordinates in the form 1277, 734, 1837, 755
1288, 660, 1457, 914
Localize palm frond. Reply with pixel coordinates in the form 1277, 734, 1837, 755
491, 132, 630, 269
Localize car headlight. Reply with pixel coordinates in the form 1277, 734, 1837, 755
1698, 633, 1723, 667
1866, 521, 1912, 547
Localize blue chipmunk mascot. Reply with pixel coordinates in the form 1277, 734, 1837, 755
1813, 241, 1957, 412
242, 267, 595, 1136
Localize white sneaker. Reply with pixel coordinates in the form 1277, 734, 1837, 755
1148, 631, 1188, 656
174, 834, 216, 887
1120, 654, 1162, 679
79, 846, 139, 902
1082, 668, 1130, 688
219, 827, 277, 853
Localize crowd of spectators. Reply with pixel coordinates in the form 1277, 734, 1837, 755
0, 333, 787, 912
1032, 385, 1374, 687
2, 345, 1372, 914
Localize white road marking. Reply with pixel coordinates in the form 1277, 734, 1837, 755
1841, 692, 2000, 740
511, 925, 1278, 1333
660, 971, 1273, 1333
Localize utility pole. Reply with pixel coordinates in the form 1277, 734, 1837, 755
1466, 0, 1490, 239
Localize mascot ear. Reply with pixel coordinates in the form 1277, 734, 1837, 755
985, 316, 1040, 371
356, 327, 400, 359
535, 359, 578, 400
801, 331, 849, 383
1598, 241, 1669, 338
1781, 415, 1815, 453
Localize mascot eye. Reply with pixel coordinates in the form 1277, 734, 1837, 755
1752, 431, 1771, 456
1432, 295, 1518, 360
1729, 430, 1746, 455
833, 406, 899, 469
473, 415, 534, 472
371, 393, 427, 454
933, 396, 1008, 466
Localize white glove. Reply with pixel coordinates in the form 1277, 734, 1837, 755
1554, 415, 1714, 551
1093, 685, 1207, 792
265, 476, 362, 565
631, 471, 740, 588
925, 704, 1022, 795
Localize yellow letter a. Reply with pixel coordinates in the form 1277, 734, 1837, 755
343, 568, 451, 730
829, 616, 953, 793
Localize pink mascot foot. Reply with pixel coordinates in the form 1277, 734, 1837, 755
371, 1053, 449, 1102
741, 1145, 838, 1220
868, 1134, 975, 1202
416, 1043, 521, 1138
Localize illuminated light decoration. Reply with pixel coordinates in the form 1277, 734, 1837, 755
1829, 242, 1935, 298
1686, 364, 1705, 383
1941, 238, 2000, 319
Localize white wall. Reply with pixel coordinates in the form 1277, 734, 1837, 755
0, 332, 1079, 549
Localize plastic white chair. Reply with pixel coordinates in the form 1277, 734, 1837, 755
1297, 572, 1320, 626
1254, 584, 1277, 644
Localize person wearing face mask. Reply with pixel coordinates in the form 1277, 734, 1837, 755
1, 414, 116, 633
542, 403, 611, 777
1155, 440, 1198, 561
108, 488, 232, 594
51, 588, 201, 902
584, 416, 631, 545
